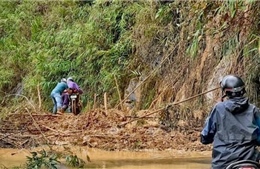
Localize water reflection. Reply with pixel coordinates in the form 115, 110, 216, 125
0, 146, 211, 169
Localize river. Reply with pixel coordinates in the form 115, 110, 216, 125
0, 146, 211, 169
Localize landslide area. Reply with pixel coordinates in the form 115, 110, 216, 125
0, 1, 259, 156
0, 109, 210, 152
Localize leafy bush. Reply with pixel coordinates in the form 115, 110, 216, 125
26, 149, 60, 169
26, 149, 87, 169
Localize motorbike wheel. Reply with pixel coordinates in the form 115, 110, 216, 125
76, 101, 82, 115
71, 99, 77, 115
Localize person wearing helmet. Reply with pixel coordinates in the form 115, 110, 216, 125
50, 78, 68, 114
200, 75, 260, 169
61, 77, 83, 112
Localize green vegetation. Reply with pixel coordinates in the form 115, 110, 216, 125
0, 0, 259, 116
8, 149, 87, 169
26, 150, 60, 169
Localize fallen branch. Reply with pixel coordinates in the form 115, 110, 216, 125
26, 108, 50, 145
19, 139, 29, 147
37, 83, 42, 110
0, 134, 10, 140
41, 125, 68, 135
114, 74, 123, 109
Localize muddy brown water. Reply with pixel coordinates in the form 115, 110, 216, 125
0, 146, 211, 169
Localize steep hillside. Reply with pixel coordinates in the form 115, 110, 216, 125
0, 1, 259, 141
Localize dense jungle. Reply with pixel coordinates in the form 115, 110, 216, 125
0, 0, 260, 168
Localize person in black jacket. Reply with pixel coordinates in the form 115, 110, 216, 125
201, 75, 260, 169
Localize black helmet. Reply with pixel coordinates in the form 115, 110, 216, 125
220, 75, 246, 97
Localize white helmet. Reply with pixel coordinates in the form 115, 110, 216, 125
67, 77, 74, 82
61, 78, 67, 83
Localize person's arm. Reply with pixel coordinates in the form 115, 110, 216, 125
78, 88, 83, 94
74, 83, 83, 94
200, 106, 217, 144
62, 84, 69, 93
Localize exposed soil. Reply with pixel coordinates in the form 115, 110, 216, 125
0, 108, 212, 152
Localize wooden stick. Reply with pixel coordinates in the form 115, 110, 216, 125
114, 74, 123, 109
104, 92, 108, 116
93, 93, 97, 109
118, 87, 220, 128
25, 108, 50, 145
0, 134, 10, 140
10, 113, 60, 116
41, 125, 67, 135
19, 139, 29, 146
37, 83, 42, 110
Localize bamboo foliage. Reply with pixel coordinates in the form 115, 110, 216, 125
0, 0, 259, 113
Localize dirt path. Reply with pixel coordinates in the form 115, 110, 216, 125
0, 108, 212, 152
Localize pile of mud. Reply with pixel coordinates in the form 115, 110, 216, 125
0, 109, 211, 152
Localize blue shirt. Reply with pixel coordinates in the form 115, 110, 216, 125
51, 82, 68, 95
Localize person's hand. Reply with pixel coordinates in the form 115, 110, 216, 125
217, 97, 223, 102
67, 89, 73, 95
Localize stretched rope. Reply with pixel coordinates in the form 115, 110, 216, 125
118, 86, 220, 128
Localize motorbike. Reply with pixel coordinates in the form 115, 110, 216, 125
68, 90, 82, 115
226, 160, 260, 169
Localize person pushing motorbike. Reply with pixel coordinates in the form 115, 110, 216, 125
201, 75, 260, 169
50, 78, 68, 114
61, 77, 83, 113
